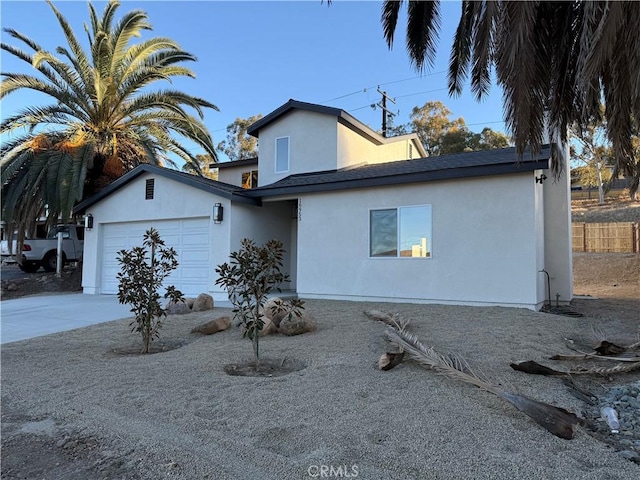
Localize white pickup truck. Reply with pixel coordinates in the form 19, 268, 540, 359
18, 225, 85, 273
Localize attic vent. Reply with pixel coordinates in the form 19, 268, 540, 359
409, 144, 413, 159
145, 178, 155, 199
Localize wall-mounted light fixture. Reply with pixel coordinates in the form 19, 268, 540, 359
535, 174, 547, 184
213, 203, 224, 224
84, 213, 94, 230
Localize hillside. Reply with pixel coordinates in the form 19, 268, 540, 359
571, 197, 640, 223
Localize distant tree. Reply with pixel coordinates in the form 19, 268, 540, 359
216, 115, 262, 160
399, 101, 511, 156
182, 154, 218, 180
570, 114, 615, 205
408, 101, 466, 156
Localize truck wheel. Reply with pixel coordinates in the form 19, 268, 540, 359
42, 251, 66, 272
18, 262, 40, 273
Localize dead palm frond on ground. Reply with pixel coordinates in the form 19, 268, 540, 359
364, 310, 581, 439
379, 320, 580, 439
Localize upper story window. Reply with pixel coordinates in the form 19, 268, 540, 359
370, 205, 432, 258
275, 136, 290, 173
242, 170, 259, 189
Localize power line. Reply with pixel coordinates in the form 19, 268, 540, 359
321, 70, 448, 103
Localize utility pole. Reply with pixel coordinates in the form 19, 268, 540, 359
377, 87, 396, 137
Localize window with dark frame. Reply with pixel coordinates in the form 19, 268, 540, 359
370, 205, 432, 258
241, 170, 259, 189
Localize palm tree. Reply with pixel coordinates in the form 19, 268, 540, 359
381, 1, 640, 195
1, 0, 219, 245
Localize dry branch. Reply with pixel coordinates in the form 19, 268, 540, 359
384, 327, 580, 439
511, 359, 640, 376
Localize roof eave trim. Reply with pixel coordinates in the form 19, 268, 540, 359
250, 159, 549, 198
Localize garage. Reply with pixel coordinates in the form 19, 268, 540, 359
100, 217, 210, 296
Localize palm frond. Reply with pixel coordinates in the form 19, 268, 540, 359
381, 0, 403, 49
405, 0, 441, 71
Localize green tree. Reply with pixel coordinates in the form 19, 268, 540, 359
380, 1, 640, 194
182, 154, 218, 180
1, 0, 219, 244
570, 116, 615, 205
117, 228, 184, 354
216, 115, 262, 161
401, 101, 510, 156
215, 239, 303, 368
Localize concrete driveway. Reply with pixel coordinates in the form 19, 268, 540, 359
0, 293, 133, 344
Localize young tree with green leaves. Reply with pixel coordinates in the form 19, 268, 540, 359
1, 0, 219, 248
215, 239, 304, 368
117, 228, 184, 354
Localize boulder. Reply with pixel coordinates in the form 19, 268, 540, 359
166, 299, 191, 315
185, 297, 196, 309
261, 297, 289, 327
240, 315, 277, 337
191, 316, 231, 335
192, 293, 214, 312
278, 313, 317, 336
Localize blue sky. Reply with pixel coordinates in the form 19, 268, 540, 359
0, 0, 506, 163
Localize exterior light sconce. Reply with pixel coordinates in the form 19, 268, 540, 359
535, 174, 547, 184
213, 203, 224, 224
84, 213, 94, 230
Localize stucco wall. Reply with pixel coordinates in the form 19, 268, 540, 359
258, 110, 338, 187
543, 156, 573, 304
229, 201, 294, 290
217, 164, 257, 187
295, 173, 545, 309
81, 172, 230, 298
337, 126, 420, 168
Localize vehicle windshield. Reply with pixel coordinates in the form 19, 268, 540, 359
47, 227, 70, 239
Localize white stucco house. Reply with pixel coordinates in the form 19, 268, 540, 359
75, 99, 572, 311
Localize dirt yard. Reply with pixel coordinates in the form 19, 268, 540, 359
1, 199, 639, 479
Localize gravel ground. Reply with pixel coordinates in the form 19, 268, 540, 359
2, 297, 639, 480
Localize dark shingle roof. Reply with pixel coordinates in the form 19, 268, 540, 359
73, 146, 551, 212
73, 164, 259, 214
246, 99, 386, 145
215, 157, 258, 169
246, 145, 551, 198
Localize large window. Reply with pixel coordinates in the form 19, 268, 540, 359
370, 205, 432, 258
275, 136, 290, 173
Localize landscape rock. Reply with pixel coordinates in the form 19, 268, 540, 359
165, 300, 191, 315
261, 297, 289, 327
259, 316, 277, 336
7, 282, 18, 291
192, 293, 214, 312
278, 313, 317, 336
185, 297, 196, 309
191, 316, 231, 335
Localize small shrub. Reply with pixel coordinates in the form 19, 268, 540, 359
215, 239, 304, 367
117, 228, 184, 353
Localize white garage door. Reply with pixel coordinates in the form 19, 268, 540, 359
100, 218, 210, 296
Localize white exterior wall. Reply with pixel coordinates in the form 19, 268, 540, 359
81, 172, 231, 301
542, 156, 573, 304
229, 202, 295, 290
258, 111, 338, 186
337, 126, 421, 168
296, 173, 546, 309
217, 164, 257, 187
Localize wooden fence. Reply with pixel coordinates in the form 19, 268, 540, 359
572, 222, 639, 253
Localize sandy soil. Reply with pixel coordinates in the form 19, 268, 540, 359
2, 260, 639, 479
2, 199, 639, 479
